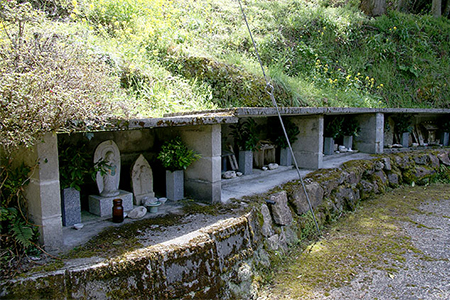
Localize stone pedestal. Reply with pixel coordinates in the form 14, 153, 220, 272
61, 187, 81, 226
88, 190, 133, 217
238, 150, 253, 175
343, 136, 353, 150
166, 170, 184, 201
324, 137, 335, 155
279, 147, 292, 166
401, 132, 410, 148
440, 132, 449, 146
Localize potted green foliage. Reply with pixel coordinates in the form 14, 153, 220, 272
392, 115, 413, 148
157, 136, 200, 201
324, 116, 344, 155
274, 118, 300, 166
230, 118, 259, 175
58, 141, 92, 226
341, 117, 360, 150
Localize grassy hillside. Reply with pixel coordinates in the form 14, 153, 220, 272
4, 0, 450, 118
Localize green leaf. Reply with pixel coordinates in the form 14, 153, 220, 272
12, 220, 34, 248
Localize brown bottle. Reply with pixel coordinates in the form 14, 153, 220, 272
112, 199, 124, 223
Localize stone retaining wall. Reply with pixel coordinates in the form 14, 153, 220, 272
2, 149, 450, 299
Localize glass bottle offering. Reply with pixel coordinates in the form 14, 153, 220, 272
112, 198, 124, 223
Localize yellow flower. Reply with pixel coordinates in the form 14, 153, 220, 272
393, 26, 397, 30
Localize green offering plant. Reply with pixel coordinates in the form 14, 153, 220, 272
230, 118, 259, 151
342, 117, 361, 137
275, 118, 300, 149
157, 136, 201, 172
324, 116, 344, 139
59, 142, 93, 191
392, 115, 413, 134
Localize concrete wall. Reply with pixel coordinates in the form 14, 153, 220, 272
179, 124, 222, 203
291, 115, 323, 169
354, 113, 384, 153
17, 133, 63, 252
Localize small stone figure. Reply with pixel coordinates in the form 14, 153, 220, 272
131, 154, 156, 205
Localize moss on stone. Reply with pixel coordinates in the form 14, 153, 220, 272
263, 184, 450, 298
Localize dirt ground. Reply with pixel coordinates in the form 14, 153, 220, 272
258, 184, 450, 299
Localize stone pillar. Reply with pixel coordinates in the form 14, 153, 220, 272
21, 133, 63, 252
179, 125, 221, 203
354, 113, 384, 154
290, 115, 323, 169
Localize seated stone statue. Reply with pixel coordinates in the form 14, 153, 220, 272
94, 140, 121, 197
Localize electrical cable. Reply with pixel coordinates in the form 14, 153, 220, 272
237, 0, 320, 235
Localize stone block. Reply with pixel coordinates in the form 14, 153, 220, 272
180, 124, 221, 157
166, 170, 184, 201
185, 179, 221, 203
440, 132, 449, 146
202, 216, 252, 271
269, 191, 293, 226
414, 154, 429, 165
388, 172, 400, 186
279, 147, 293, 166
289, 182, 324, 215
343, 135, 353, 150
323, 137, 334, 155
260, 204, 274, 237
334, 186, 359, 210
354, 113, 384, 154
437, 152, 450, 166
383, 157, 392, 171
61, 187, 81, 226
88, 190, 133, 217
238, 150, 253, 175
401, 132, 410, 148
185, 156, 221, 182
293, 151, 323, 169
373, 170, 388, 185
159, 235, 219, 299
428, 154, 440, 168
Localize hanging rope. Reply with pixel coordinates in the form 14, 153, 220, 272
237, 0, 321, 235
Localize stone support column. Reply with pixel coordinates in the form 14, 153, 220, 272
21, 133, 63, 252
179, 125, 221, 203
290, 115, 323, 169
354, 113, 384, 154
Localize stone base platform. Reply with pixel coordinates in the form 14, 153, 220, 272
88, 190, 133, 217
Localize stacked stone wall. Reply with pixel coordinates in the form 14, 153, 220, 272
2, 150, 450, 299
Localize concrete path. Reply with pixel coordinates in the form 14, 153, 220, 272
63, 152, 372, 251
221, 152, 372, 203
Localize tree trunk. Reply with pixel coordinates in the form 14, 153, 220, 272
360, 0, 387, 16
432, 0, 442, 17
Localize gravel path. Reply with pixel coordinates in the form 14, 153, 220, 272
316, 197, 450, 299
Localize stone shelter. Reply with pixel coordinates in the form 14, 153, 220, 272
7, 107, 450, 252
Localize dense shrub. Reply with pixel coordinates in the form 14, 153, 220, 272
0, 0, 128, 153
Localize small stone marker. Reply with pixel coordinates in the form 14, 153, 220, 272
131, 154, 156, 205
